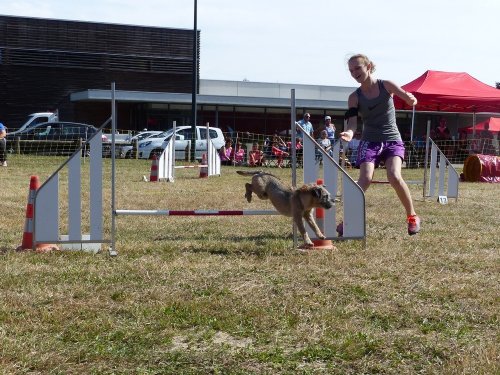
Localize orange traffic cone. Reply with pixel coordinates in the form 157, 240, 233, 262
299, 178, 336, 251
199, 153, 208, 178
17, 176, 59, 253
149, 155, 159, 182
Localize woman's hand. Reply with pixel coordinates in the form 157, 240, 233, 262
340, 129, 353, 142
405, 91, 418, 106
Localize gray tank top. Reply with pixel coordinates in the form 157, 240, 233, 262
356, 80, 401, 142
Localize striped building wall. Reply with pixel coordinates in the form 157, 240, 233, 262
0, 15, 199, 129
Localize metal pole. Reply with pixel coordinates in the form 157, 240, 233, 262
110, 82, 117, 256
472, 112, 476, 138
422, 118, 431, 199
407, 105, 416, 168
190, 0, 198, 162
410, 105, 416, 142
291, 89, 297, 249
172, 121, 177, 181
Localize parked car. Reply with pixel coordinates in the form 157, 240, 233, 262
120, 131, 163, 158
129, 126, 225, 160
7, 112, 59, 137
129, 130, 163, 143
6, 121, 107, 156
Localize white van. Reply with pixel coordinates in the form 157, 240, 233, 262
135, 126, 225, 160
8, 112, 59, 136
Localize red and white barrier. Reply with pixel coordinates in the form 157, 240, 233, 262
115, 209, 279, 216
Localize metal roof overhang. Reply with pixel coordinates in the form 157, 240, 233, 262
70, 89, 348, 109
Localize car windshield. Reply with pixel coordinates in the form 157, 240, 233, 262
135, 132, 158, 141
156, 129, 174, 138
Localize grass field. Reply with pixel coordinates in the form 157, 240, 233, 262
0, 154, 498, 374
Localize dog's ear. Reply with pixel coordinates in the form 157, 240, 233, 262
312, 186, 322, 198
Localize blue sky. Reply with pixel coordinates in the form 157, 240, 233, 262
1, 0, 498, 88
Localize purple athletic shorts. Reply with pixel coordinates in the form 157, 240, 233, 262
356, 140, 405, 167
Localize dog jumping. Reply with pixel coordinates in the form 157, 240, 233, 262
236, 171, 335, 247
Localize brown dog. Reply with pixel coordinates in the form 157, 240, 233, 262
236, 171, 335, 246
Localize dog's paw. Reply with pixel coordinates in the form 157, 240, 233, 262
245, 193, 252, 203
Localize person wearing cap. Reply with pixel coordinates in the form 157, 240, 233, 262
0, 122, 7, 167
324, 115, 336, 144
296, 113, 314, 139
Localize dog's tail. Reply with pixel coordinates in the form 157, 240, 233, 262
236, 170, 263, 176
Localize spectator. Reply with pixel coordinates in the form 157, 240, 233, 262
286, 137, 303, 151
434, 118, 451, 141
248, 142, 264, 167
271, 140, 289, 168
433, 117, 452, 157
231, 141, 245, 165
219, 139, 233, 165
296, 113, 314, 139
0, 122, 7, 167
318, 129, 332, 154
295, 137, 303, 150
272, 134, 289, 152
324, 115, 336, 143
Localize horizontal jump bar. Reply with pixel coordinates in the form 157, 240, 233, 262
173, 165, 207, 169
115, 209, 280, 216
371, 180, 423, 185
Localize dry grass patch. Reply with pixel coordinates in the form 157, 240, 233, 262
0, 155, 498, 374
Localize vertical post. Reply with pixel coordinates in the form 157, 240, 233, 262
290, 89, 297, 249
291, 89, 297, 188
422, 118, 431, 199
410, 105, 416, 142
407, 105, 416, 169
110, 82, 117, 256
190, 0, 198, 162
472, 112, 476, 138
206, 121, 210, 169
172, 121, 177, 181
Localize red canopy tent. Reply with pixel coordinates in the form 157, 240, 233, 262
459, 117, 500, 134
394, 70, 500, 113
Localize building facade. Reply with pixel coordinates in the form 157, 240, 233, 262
0, 15, 198, 130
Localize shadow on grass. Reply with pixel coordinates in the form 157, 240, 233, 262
154, 233, 290, 242
153, 233, 293, 256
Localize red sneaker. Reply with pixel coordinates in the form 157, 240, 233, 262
407, 215, 421, 235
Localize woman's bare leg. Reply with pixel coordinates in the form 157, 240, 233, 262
357, 161, 375, 191
384, 156, 416, 216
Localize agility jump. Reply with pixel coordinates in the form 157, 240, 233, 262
157, 121, 221, 182
27, 86, 367, 254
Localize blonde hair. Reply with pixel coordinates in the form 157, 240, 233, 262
348, 54, 376, 73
